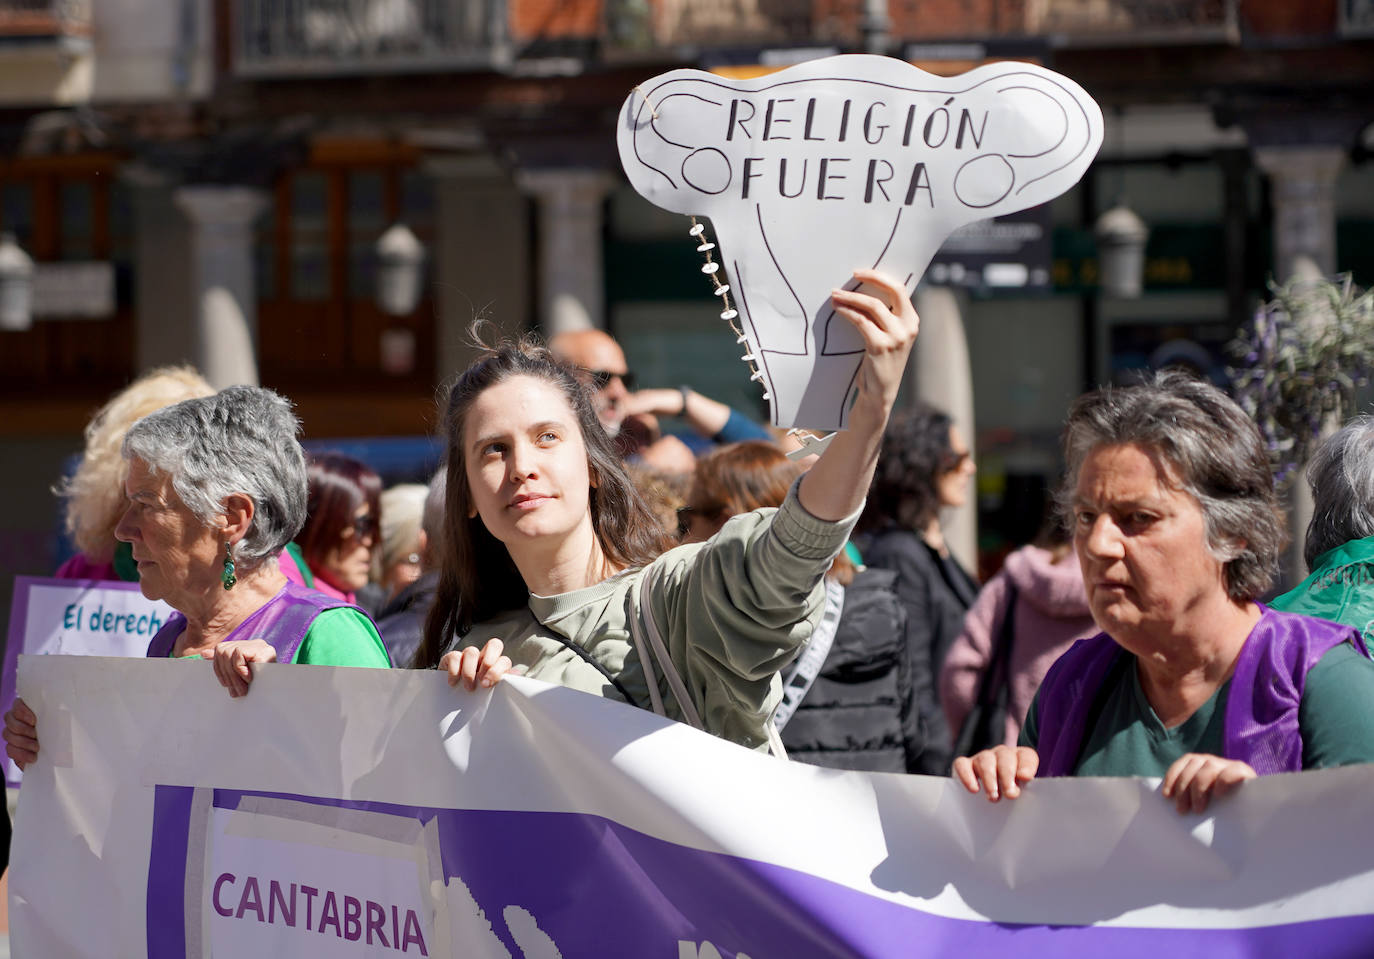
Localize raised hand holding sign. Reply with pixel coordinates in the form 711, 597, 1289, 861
618, 55, 1103, 430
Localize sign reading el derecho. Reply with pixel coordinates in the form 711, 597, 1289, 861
2, 576, 171, 785
10, 656, 1374, 957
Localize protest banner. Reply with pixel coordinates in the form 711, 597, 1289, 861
10, 654, 1374, 957
2, 576, 171, 786
618, 54, 1102, 431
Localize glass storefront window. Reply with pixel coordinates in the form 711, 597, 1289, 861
59, 180, 94, 260
1, 181, 33, 249
255, 200, 277, 300
291, 171, 330, 300
347, 170, 385, 298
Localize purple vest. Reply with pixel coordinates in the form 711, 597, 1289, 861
1035, 606, 1370, 777
146, 582, 351, 663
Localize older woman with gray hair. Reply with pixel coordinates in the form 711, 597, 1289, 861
954, 371, 1374, 813
1270, 415, 1374, 649
4, 386, 391, 769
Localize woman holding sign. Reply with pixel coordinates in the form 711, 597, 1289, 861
415, 269, 919, 751
5, 387, 391, 769
953, 372, 1374, 812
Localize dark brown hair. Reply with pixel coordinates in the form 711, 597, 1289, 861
298, 451, 382, 580
858, 402, 955, 533
687, 441, 802, 529
414, 334, 674, 668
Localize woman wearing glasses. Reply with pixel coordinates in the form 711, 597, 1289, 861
856, 402, 979, 774
290, 451, 384, 607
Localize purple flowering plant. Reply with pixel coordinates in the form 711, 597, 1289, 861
1228, 273, 1374, 489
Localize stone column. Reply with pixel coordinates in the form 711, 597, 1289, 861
174, 185, 268, 388
516, 168, 615, 335
125, 166, 194, 372
1253, 146, 1345, 280
911, 284, 978, 574
427, 154, 532, 380
1254, 145, 1346, 586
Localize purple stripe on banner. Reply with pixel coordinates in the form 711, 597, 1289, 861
2, 576, 38, 788
146, 785, 194, 959
148, 787, 1374, 958
1, 577, 37, 717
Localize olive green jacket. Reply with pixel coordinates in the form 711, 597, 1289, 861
449, 484, 859, 750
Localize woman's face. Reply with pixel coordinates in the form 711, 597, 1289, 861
318, 505, 377, 593
115, 457, 223, 605
461, 375, 597, 557
935, 425, 976, 508
381, 536, 424, 598
1072, 442, 1230, 648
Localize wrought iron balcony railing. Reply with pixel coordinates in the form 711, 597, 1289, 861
233, 0, 510, 77
0, 0, 92, 43
1035, 0, 1238, 45
603, 0, 1241, 54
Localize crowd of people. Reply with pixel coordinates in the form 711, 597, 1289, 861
7, 269, 1374, 826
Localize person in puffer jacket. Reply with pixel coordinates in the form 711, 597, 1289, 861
683, 440, 938, 773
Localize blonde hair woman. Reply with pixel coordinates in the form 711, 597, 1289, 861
55, 366, 214, 580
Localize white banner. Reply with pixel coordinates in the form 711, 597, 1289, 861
2, 576, 172, 785
10, 655, 1374, 957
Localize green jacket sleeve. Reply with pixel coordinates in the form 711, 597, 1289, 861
640, 481, 861, 749
293, 608, 392, 668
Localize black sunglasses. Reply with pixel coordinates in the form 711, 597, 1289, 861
940, 450, 972, 472
587, 369, 636, 391
347, 513, 379, 540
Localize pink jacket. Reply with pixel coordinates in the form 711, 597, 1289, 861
940, 545, 1098, 749
280, 553, 354, 604
54, 553, 118, 581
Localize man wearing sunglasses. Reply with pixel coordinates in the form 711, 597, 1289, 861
551, 329, 771, 474
549, 328, 637, 436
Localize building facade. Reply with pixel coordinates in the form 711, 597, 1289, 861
0, 0, 1371, 597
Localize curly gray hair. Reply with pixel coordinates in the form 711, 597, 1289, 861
122, 386, 308, 570
1059, 370, 1286, 602
1303, 415, 1374, 569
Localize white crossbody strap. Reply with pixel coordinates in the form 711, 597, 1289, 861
632, 563, 788, 759
630, 564, 704, 730
771, 577, 845, 732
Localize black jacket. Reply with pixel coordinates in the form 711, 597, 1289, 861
374, 571, 439, 668
858, 527, 978, 774
780, 567, 934, 773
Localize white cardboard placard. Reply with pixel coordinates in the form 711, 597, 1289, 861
618, 54, 1103, 429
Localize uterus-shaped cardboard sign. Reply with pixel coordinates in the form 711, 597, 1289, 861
618, 55, 1103, 431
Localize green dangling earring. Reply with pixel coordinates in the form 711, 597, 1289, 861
221, 542, 237, 591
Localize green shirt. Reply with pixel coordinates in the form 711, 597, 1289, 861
292, 608, 390, 667
171, 607, 390, 667
1021, 644, 1374, 775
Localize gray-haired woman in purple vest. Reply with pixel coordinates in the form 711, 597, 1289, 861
953, 370, 1374, 813
4, 387, 391, 770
